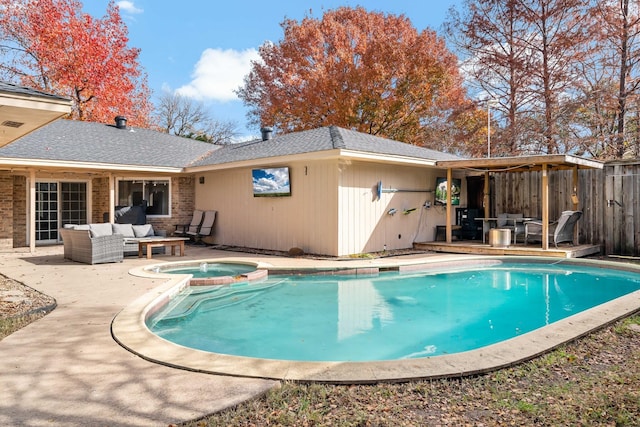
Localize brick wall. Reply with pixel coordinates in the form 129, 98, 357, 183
12, 176, 27, 247
148, 176, 195, 236
88, 175, 195, 236
1, 174, 196, 249
0, 175, 13, 249
91, 177, 110, 223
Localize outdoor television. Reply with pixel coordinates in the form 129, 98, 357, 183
252, 167, 291, 197
434, 177, 461, 205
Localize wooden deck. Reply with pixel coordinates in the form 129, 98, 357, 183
413, 240, 602, 258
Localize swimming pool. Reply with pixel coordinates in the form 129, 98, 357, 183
113, 255, 640, 382
146, 260, 640, 362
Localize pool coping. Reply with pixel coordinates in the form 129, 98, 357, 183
112, 255, 640, 384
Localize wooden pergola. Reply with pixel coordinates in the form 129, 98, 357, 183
436, 154, 604, 250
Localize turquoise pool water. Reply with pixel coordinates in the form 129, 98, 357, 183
146, 261, 640, 362
159, 262, 256, 278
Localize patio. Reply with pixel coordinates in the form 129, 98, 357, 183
0, 245, 276, 426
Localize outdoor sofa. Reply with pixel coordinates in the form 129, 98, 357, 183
60, 223, 167, 264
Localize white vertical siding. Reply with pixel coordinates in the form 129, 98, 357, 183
196, 159, 463, 257
337, 162, 461, 255
196, 160, 340, 255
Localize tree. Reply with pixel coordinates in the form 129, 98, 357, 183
584, 0, 640, 158
155, 92, 238, 144
445, 0, 536, 156
0, 0, 152, 127
446, 0, 593, 156
237, 6, 477, 148
518, 0, 592, 154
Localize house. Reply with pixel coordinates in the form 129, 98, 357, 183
0, 81, 72, 148
0, 118, 465, 256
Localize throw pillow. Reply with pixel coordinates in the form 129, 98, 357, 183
112, 223, 135, 238
89, 223, 113, 238
132, 224, 155, 237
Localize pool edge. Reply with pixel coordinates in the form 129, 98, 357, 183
112, 255, 640, 384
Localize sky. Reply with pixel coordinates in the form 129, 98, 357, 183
83, 1, 462, 139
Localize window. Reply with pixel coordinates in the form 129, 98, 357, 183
117, 179, 170, 216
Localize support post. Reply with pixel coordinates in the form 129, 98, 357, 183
108, 174, 115, 223
29, 169, 36, 253
541, 164, 549, 250
446, 168, 453, 243
572, 166, 579, 244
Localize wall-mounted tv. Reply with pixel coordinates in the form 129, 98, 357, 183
252, 167, 291, 197
434, 177, 461, 205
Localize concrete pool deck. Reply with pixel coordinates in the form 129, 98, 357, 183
2, 246, 640, 425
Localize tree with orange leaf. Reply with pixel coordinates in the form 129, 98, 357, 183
0, 0, 152, 127
237, 7, 478, 149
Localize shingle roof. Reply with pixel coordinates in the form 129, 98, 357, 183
0, 121, 461, 170
0, 81, 70, 102
0, 119, 218, 168
190, 126, 461, 167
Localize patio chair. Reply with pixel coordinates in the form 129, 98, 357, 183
524, 211, 583, 248
496, 212, 525, 244
186, 209, 216, 244
174, 209, 204, 237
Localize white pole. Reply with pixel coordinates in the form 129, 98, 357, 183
487, 102, 491, 158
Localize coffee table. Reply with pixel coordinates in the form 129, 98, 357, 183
137, 237, 189, 259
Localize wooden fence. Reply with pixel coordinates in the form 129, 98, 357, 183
491, 160, 640, 256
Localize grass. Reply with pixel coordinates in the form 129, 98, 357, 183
184, 315, 640, 426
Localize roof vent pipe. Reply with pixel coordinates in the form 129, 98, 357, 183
115, 115, 127, 129
260, 127, 273, 141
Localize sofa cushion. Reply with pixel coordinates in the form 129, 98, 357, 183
132, 224, 155, 237
73, 224, 90, 231
89, 223, 113, 238
112, 223, 135, 238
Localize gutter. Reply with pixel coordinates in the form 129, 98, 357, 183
0, 157, 184, 173
184, 148, 438, 173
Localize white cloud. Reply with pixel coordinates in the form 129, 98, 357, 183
176, 48, 259, 102
116, 1, 143, 14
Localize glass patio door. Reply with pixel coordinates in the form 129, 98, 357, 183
35, 181, 87, 244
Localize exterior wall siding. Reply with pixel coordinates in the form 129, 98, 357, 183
337, 162, 455, 255
196, 160, 340, 256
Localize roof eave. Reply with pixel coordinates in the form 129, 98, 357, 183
185, 148, 439, 173
0, 157, 184, 174
436, 154, 604, 171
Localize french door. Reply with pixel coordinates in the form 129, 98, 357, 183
35, 181, 87, 244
